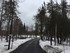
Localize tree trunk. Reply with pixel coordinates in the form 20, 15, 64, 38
50, 34, 52, 45
6, 19, 10, 42
54, 24, 57, 45
8, 35, 11, 50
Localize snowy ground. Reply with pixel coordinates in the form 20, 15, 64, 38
0, 38, 32, 53
39, 40, 70, 53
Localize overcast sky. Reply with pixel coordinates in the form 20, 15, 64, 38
18, 0, 70, 26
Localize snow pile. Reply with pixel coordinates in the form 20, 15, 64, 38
61, 46, 70, 53
39, 40, 70, 53
0, 39, 8, 53
0, 38, 32, 53
39, 40, 54, 49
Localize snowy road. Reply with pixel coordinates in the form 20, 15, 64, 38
10, 38, 46, 53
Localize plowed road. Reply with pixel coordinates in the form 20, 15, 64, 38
10, 38, 46, 53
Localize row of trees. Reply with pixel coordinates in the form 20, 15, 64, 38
34, 0, 70, 45
0, 0, 28, 49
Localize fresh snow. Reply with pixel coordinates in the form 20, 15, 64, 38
39, 40, 70, 53
1, 38, 70, 53
0, 38, 32, 53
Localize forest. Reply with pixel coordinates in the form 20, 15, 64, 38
0, 0, 70, 53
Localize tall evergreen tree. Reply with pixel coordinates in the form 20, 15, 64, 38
34, 3, 46, 40
35, 23, 39, 37
3, 0, 18, 49
0, 0, 5, 41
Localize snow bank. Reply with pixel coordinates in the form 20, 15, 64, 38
39, 40, 54, 49
39, 40, 70, 53
0, 38, 32, 53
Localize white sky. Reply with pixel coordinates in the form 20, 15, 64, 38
18, 0, 70, 26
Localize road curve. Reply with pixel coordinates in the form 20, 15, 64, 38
10, 38, 46, 53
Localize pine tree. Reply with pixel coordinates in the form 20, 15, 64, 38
3, 0, 18, 50
34, 3, 46, 40
35, 23, 39, 37
0, 0, 5, 41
